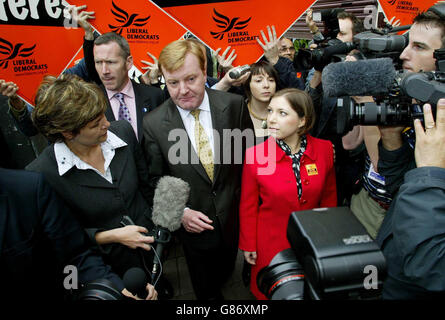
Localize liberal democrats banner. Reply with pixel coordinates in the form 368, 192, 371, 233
151, 0, 316, 65
69, 0, 187, 72
378, 0, 439, 28
0, 0, 84, 105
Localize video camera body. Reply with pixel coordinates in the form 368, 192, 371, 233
318, 2, 445, 134
257, 207, 387, 300
294, 6, 412, 71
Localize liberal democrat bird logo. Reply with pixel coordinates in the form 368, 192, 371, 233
388, 0, 397, 5
108, 1, 150, 35
0, 37, 36, 69
210, 8, 251, 40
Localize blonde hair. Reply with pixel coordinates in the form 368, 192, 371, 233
158, 39, 206, 74
32, 74, 108, 142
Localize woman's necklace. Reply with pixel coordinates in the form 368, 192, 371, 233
247, 102, 268, 129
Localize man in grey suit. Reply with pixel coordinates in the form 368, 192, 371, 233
143, 39, 254, 300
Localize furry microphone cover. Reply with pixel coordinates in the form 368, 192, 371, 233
322, 58, 396, 97
152, 176, 190, 232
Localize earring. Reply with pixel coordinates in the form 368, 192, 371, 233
261, 120, 267, 129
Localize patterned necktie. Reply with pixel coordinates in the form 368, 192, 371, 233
115, 93, 132, 123
190, 109, 214, 181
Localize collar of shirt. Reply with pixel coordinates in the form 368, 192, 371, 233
176, 91, 214, 155
105, 78, 135, 101
54, 130, 128, 177
176, 90, 210, 118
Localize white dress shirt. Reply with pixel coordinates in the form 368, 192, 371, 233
176, 91, 215, 156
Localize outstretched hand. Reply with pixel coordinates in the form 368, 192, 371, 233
256, 25, 279, 65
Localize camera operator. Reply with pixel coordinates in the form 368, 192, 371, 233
375, 99, 445, 299
306, 10, 365, 205
375, 5, 445, 298
377, 8, 445, 196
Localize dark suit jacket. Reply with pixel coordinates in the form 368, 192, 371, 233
102, 79, 165, 141
25, 121, 154, 277
376, 167, 445, 299
83, 38, 165, 142
143, 88, 254, 250
0, 168, 124, 299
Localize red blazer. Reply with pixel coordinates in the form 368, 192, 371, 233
239, 135, 337, 299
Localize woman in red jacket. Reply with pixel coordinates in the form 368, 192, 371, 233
239, 88, 337, 300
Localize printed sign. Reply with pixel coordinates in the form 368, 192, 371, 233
0, 1, 85, 105
69, 0, 188, 71
378, 0, 439, 27
151, 0, 316, 65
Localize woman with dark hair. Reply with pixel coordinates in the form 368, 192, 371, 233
26, 74, 160, 299
243, 60, 280, 138
239, 88, 337, 300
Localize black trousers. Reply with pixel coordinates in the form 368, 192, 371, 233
179, 220, 238, 300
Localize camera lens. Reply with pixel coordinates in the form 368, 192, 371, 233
257, 249, 305, 300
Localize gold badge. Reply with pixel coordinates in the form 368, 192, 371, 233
305, 164, 318, 176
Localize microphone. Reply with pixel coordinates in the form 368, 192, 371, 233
229, 64, 251, 79
322, 58, 397, 97
151, 176, 190, 283
123, 267, 148, 299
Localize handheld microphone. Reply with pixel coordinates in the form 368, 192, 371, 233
229, 64, 251, 79
151, 176, 190, 284
322, 58, 396, 97
123, 267, 148, 299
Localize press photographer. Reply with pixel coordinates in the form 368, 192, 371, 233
322, 3, 445, 298
374, 3, 445, 299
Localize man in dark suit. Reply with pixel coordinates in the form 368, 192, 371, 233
69, 5, 165, 142
0, 168, 126, 299
4, 7, 165, 143
83, 33, 164, 142
143, 39, 254, 300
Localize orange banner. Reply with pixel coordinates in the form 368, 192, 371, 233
378, 0, 439, 28
69, 0, 187, 72
151, 0, 316, 66
0, 2, 85, 105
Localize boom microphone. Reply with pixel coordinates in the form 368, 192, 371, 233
322, 58, 396, 97
151, 176, 190, 283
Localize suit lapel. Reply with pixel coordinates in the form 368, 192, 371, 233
0, 195, 9, 252
109, 145, 130, 186
132, 81, 145, 141
102, 87, 116, 122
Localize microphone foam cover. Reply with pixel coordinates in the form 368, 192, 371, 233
123, 267, 147, 297
322, 58, 396, 97
152, 176, 190, 232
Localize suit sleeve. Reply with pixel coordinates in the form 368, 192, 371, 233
238, 151, 260, 253
392, 167, 445, 292
273, 57, 304, 90
36, 172, 124, 291
83, 38, 101, 85
320, 141, 337, 207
